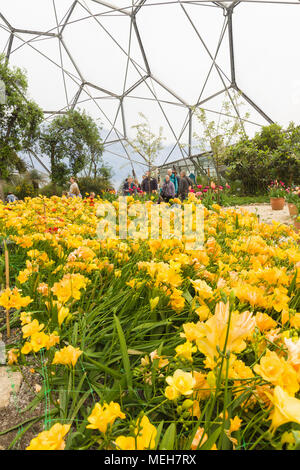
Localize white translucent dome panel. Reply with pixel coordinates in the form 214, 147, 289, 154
63, 3, 147, 96
136, 2, 232, 104
8, 34, 81, 110
234, 2, 300, 127
0, 0, 299, 176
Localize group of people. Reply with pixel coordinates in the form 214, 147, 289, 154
123, 171, 158, 196
122, 168, 193, 202
6, 172, 193, 205
159, 169, 193, 202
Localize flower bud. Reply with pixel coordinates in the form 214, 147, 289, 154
182, 399, 194, 411
207, 370, 216, 388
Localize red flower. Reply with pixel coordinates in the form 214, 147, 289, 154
46, 227, 58, 233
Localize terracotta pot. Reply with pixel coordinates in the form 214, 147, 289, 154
288, 203, 298, 217
270, 197, 285, 210
294, 220, 300, 233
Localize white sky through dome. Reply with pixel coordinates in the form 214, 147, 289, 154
0, 0, 300, 182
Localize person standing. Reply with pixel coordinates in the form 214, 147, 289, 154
151, 173, 158, 193
174, 170, 180, 195
141, 173, 150, 193
159, 174, 175, 203
167, 168, 178, 196
69, 177, 82, 198
178, 170, 190, 201
141, 171, 157, 194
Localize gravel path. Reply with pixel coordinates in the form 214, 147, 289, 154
228, 203, 293, 226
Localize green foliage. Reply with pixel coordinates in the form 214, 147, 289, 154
14, 181, 35, 199
26, 168, 46, 191
77, 171, 112, 197
295, 197, 300, 212
0, 55, 43, 197
193, 94, 249, 180
221, 194, 269, 206
4, 175, 36, 199
39, 182, 64, 197
286, 189, 300, 204
224, 139, 269, 195
196, 174, 210, 186
224, 123, 300, 195
3, 170, 48, 199
39, 109, 104, 186
192, 94, 249, 202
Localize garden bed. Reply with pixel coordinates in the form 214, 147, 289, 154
0, 196, 299, 450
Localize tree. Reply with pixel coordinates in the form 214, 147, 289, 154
192, 94, 249, 199
223, 137, 269, 194
39, 109, 104, 187
0, 56, 43, 200
224, 122, 300, 194
255, 122, 300, 185
129, 113, 165, 175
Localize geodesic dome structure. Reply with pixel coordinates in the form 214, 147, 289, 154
0, 0, 300, 181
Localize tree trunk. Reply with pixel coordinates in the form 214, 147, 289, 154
5, 109, 19, 142
0, 179, 5, 202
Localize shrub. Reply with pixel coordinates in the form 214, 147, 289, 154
224, 123, 300, 195
77, 175, 112, 197
39, 182, 64, 197
14, 182, 36, 199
